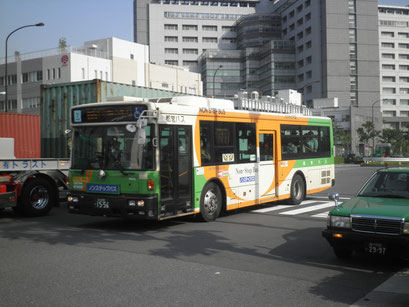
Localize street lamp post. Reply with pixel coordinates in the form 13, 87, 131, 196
4, 23, 44, 112
371, 99, 381, 153
212, 65, 223, 98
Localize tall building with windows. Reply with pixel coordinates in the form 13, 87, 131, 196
200, 13, 296, 98
134, 0, 258, 72
274, 0, 380, 155
378, 5, 409, 130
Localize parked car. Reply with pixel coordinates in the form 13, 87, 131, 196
322, 167, 409, 259
344, 153, 364, 164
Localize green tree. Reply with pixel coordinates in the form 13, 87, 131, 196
380, 127, 409, 156
356, 121, 380, 153
58, 37, 67, 52
333, 123, 351, 155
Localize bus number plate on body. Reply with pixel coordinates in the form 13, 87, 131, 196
95, 198, 110, 209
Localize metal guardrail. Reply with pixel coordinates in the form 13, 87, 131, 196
234, 97, 312, 116
363, 157, 409, 163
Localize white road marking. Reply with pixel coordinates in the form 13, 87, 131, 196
280, 202, 335, 215
252, 205, 295, 213
252, 200, 321, 213
311, 211, 330, 218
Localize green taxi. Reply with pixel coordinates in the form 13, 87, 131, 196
322, 168, 409, 258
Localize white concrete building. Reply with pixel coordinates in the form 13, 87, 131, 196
0, 37, 202, 114
378, 5, 409, 130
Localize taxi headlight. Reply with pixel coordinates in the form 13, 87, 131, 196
403, 222, 409, 235
330, 215, 351, 228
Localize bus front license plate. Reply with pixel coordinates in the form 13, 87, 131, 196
95, 198, 110, 209
367, 242, 386, 255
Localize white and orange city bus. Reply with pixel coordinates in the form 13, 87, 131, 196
68, 95, 334, 221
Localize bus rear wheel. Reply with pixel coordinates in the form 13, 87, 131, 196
287, 174, 305, 205
200, 182, 222, 222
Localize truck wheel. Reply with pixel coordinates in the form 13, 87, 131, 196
16, 178, 56, 217
200, 182, 222, 222
287, 174, 305, 205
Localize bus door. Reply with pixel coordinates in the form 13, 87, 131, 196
159, 125, 193, 217
258, 131, 278, 201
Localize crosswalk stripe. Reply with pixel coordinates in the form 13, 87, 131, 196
252, 200, 322, 213
311, 211, 330, 218
280, 202, 335, 215
252, 205, 295, 213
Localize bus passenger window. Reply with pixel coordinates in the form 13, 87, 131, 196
201, 139, 212, 164
237, 123, 256, 162
259, 134, 274, 161
200, 123, 213, 165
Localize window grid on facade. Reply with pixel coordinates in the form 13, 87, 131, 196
164, 24, 178, 30
165, 36, 178, 42
382, 53, 395, 59
383, 76, 396, 82
165, 48, 179, 54
202, 25, 217, 31
183, 36, 198, 43
203, 37, 217, 43
183, 48, 198, 54
383, 99, 396, 105
182, 24, 198, 31
165, 60, 178, 65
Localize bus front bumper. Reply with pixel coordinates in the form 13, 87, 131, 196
67, 192, 158, 219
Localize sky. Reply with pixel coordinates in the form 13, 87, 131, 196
0, 0, 134, 57
1, 0, 409, 58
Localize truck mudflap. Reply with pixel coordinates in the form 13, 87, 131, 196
0, 175, 17, 209
68, 192, 158, 219
0, 191, 16, 209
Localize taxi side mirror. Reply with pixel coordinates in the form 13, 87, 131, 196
329, 192, 340, 207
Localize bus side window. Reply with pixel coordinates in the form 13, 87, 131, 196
259, 133, 274, 161
237, 123, 256, 162
200, 122, 213, 165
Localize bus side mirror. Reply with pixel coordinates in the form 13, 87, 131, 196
329, 193, 340, 207
137, 128, 146, 145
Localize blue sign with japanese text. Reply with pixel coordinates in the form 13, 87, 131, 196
86, 183, 119, 194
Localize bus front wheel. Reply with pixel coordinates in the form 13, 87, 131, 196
200, 182, 222, 222
288, 174, 305, 205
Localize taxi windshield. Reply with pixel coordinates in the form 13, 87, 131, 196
358, 171, 409, 199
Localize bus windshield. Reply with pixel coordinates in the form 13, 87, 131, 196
71, 124, 154, 171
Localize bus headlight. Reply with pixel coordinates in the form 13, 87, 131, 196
403, 222, 409, 235
329, 215, 351, 228
68, 196, 78, 202
128, 200, 144, 207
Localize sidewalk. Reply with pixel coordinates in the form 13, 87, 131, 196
351, 268, 409, 306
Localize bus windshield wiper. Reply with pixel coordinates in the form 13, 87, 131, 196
113, 161, 128, 176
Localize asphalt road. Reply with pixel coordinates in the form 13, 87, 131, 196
0, 164, 407, 306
